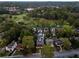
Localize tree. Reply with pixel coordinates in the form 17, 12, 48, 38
23, 15, 30, 21
63, 24, 75, 37
29, 7, 72, 20
0, 50, 7, 57
73, 19, 79, 28
41, 44, 54, 58
0, 39, 9, 48
70, 37, 79, 48
22, 36, 34, 48
60, 38, 71, 50
67, 15, 76, 25
22, 36, 34, 55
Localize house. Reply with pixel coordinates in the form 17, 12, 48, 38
5, 41, 17, 52
50, 27, 56, 36
36, 28, 44, 48
46, 38, 54, 47
37, 33, 44, 46
72, 36, 79, 41
25, 8, 34, 12
16, 44, 23, 51
53, 39, 63, 52
43, 27, 49, 33
37, 28, 43, 33
4, 7, 20, 14
75, 28, 79, 33
53, 39, 63, 47
46, 37, 63, 52
75, 37, 79, 40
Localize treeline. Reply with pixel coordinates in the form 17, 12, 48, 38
30, 7, 71, 19
0, 2, 79, 14
0, 2, 79, 9
29, 7, 79, 28
0, 15, 33, 45
0, 8, 9, 14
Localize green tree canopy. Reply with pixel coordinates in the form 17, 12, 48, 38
41, 44, 54, 58
22, 36, 34, 48
60, 38, 71, 50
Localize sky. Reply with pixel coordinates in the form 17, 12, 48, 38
0, 0, 79, 2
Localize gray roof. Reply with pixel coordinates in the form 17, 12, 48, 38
53, 39, 63, 46
7, 41, 15, 48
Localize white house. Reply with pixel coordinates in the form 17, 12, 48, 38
25, 8, 34, 12
36, 28, 44, 47
5, 42, 17, 52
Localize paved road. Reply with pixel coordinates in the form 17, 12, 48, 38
3, 49, 79, 58
54, 49, 79, 58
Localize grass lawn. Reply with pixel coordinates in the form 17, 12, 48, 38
12, 14, 26, 22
